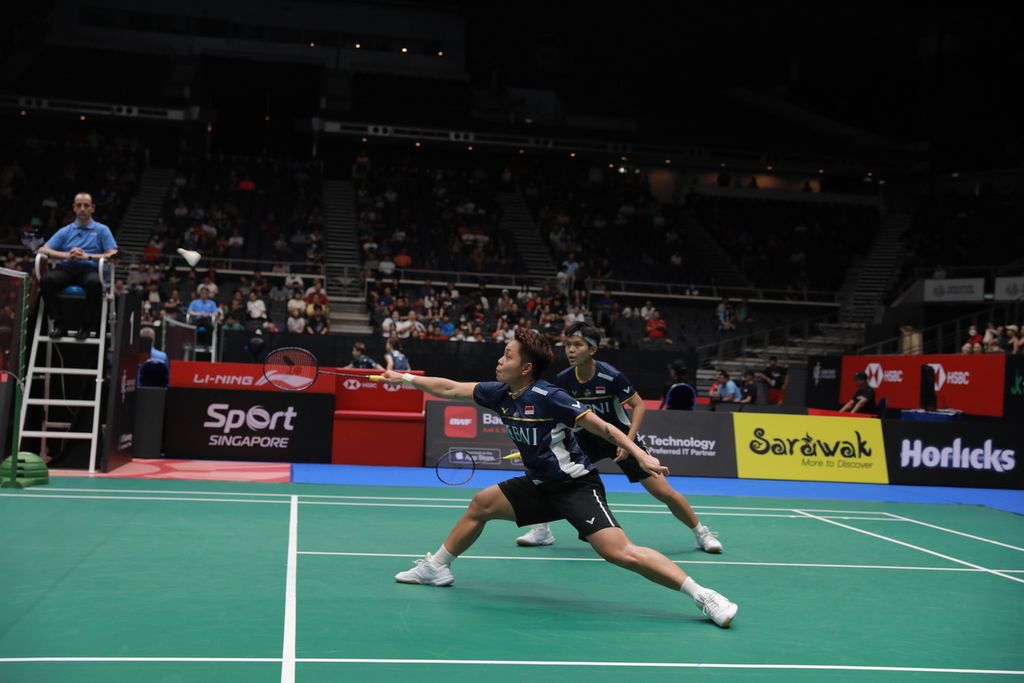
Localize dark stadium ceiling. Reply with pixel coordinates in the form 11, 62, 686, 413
3, 1, 1019, 169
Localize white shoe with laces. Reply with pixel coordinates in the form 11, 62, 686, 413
693, 588, 738, 628
394, 553, 454, 586
516, 523, 555, 547
695, 528, 723, 554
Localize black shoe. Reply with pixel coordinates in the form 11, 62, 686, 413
49, 323, 66, 339
74, 327, 89, 341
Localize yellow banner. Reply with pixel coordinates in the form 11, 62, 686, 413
733, 414, 889, 484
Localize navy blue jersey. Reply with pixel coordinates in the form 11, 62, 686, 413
473, 380, 595, 482
350, 355, 379, 369
386, 350, 410, 370
555, 361, 638, 432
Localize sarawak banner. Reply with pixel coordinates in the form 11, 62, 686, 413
840, 354, 1006, 417
733, 413, 888, 484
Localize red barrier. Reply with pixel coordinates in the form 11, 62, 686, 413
169, 361, 335, 393
333, 369, 424, 412
332, 410, 425, 466
840, 355, 1006, 417
807, 408, 876, 419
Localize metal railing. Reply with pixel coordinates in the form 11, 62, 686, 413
362, 267, 841, 306
857, 298, 1024, 356
694, 311, 845, 365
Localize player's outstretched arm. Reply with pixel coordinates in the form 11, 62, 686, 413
577, 411, 668, 477
379, 370, 477, 402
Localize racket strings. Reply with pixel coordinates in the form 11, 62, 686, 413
264, 347, 318, 390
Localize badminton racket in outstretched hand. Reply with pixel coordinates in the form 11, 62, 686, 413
262, 346, 382, 391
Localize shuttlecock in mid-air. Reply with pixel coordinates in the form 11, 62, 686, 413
177, 248, 201, 267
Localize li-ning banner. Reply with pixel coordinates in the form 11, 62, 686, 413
840, 354, 1006, 417
169, 360, 335, 393
424, 401, 738, 478
923, 278, 985, 302
163, 388, 334, 462
883, 421, 1023, 489
733, 413, 888, 484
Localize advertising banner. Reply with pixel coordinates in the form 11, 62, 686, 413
169, 360, 335, 393
840, 354, 1006, 417
805, 356, 842, 409
163, 388, 334, 462
883, 421, 1022, 489
993, 277, 1024, 302
733, 413, 888, 484
425, 402, 738, 478
923, 278, 985, 302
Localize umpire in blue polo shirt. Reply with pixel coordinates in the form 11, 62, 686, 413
37, 192, 118, 339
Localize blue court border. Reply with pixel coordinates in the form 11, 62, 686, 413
292, 463, 1024, 515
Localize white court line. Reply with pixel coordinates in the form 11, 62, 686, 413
297, 550, 1024, 573
0, 493, 286, 505
0, 656, 1019, 675
38, 487, 910, 516
0, 657, 282, 663
792, 510, 1024, 586
296, 658, 1024, 675
280, 496, 298, 683
880, 512, 1024, 553
0, 493, 902, 521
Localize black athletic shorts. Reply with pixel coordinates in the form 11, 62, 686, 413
575, 430, 651, 483
498, 470, 620, 541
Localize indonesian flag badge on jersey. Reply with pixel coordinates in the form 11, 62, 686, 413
596, 386, 607, 395
524, 405, 535, 416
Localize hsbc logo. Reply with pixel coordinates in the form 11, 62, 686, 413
864, 362, 902, 389
927, 364, 970, 391
342, 379, 362, 391
444, 406, 478, 438
382, 382, 402, 393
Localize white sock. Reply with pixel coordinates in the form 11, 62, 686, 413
433, 544, 456, 567
680, 577, 704, 598
692, 522, 708, 537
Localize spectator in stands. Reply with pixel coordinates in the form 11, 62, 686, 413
438, 314, 456, 338
246, 290, 267, 324
1009, 325, 1024, 354
962, 324, 984, 354
982, 323, 998, 351
644, 310, 672, 344
287, 290, 306, 317
222, 315, 243, 332
345, 341, 382, 368
640, 300, 656, 321
986, 325, 1009, 353
304, 304, 329, 336
394, 248, 413, 269
384, 337, 412, 371
840, 371, 876, 414
37, 192, 118, 339
738, 370, 758, 405
286, 309, 306, 334
305, 282, 329, 316
709, 370, 742, 405
756, 356, 789, 405
660, 361, 688, 407
717, 298, 736, 331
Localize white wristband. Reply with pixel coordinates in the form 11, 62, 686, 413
401, 373, 415, 385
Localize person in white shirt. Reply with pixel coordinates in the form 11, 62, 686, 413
246, 291, 267, 321
286, 309, 306, 334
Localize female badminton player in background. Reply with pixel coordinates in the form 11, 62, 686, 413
379, 328, 739, 628
514, 323, 724, 553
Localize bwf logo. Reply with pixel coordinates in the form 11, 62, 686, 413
444, 406, 477, 438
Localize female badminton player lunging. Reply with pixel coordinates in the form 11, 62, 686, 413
380, 328, 738, 627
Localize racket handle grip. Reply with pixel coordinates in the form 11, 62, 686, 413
369, 374, 383, 381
